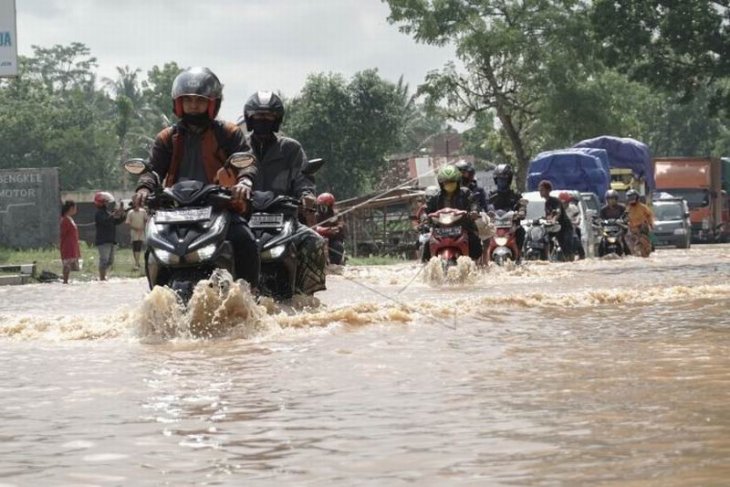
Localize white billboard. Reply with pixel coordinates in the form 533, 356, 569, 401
0, 0, 17, 77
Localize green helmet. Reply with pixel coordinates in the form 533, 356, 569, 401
437, 164, 461, 184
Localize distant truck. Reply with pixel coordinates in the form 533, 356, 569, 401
653, 157, 727, 243
526, 149, 609, 200
573, 136, 654, 202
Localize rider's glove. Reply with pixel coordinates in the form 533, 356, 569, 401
231, 178, 253, 202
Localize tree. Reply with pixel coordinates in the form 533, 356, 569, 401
0, 44, 118, 190
592, 0, 730, 112
285, 70, 407, 198
142, 62, 181, 130
384, 0, 593, 189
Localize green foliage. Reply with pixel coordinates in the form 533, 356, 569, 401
285, 69, 428, 198
592, 0, 730, 112
384, 0, 594, 188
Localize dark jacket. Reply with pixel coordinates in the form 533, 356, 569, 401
488, 188, 523, 212
545, 196, 573, 230
137, 120, 255, 192
95, 208, 125, 245
600, 204, 626, 220
249, 135, 314, 199
426, 187, 477, 215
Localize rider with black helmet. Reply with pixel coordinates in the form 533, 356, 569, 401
455, 160, 488, 212
243, 91, 326, 295
487, 163, 527, 253
133, 67, 260, 288
599, 189, 626, 220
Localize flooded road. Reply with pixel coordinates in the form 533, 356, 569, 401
1, 245, 729, 486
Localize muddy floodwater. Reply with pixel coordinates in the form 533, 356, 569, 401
1, 245, 729, 486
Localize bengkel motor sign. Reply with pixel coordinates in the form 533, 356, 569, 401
0, 0, 17, 77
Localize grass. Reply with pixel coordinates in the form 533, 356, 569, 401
0, 245, 145, 281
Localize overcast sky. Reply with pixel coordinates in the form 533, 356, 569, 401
16, 0, 456, 122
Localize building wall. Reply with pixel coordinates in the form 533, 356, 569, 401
0, 167, 60, 248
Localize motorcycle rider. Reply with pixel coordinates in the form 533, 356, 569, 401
132, 67, 260, 288
599, 189, 626, 219
422, 164, 482, 262
455, 160, 488, 212
538, 180, 574, 261
625, 189, 654, 257
560, 192, 585, 260
315, 192, 346, 265
487, 163, 526, 253
243, 91, 326, 295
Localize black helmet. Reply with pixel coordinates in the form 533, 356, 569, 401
171, 67, 223, 119
244, 91, 285, 133
455, 160, 475, 177
605, 189, 618, 200
626, 189, 639, 203
493, 163, 514, 190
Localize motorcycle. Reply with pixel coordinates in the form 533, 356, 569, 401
522, 218, 562, 261
625, 223, 653, 258
485, 209, 520, 265
249, 158, 325, 300
596, 218, 627, 257
426, 208, 470, 271
122, 153, 256, 304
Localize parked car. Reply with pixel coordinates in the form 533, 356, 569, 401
651, 197, 691, 249
521, 190, 599, 258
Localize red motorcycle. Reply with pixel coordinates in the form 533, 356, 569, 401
427, 208, 470, 270
485, 209, 520, 265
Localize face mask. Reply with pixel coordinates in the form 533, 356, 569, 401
443, 182, 458, 193
496, 178, 510, 191
182, 112, 211, 128
248, 119, 277, 137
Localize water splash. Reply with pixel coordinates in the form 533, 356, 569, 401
135, 271, 267, 341
423, 256, 479, 286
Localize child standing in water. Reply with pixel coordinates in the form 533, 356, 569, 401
59, 200, 81, 284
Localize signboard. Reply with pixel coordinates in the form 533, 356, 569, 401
0, 0, 17, 77
0, 168, 60, 248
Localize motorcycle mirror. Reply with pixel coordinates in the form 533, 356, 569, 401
227, 151, 256, 169
123, 158, 150, 175
302, 158, 325, 176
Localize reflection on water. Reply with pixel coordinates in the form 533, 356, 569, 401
0, 245, 729, 485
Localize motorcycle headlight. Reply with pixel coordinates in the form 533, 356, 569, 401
673, 228, 687, 235
154, 248, 180, 265
261, 244, 286, 260
607, 237, 617, 243
185, 244, 217, 263
495, 237, 508, 246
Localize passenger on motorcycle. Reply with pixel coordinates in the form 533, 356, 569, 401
625, 189, 654, 256
455, 160, 488, 212
539, 180, 575, 261
599, 189, 627, 220
560, 192, 585, 259
487, 163, 526, 252
315, 192, 346, 265
132, 67, 260, 288
421, 165, 482, 262
243, 91, 327, 294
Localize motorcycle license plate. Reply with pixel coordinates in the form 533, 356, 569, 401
156, 207, 212, 223
250, 213, 285, 228
434, 226, 462, 238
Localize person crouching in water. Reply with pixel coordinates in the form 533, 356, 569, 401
315, 192, 347, 265
421, 164, 482, 262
